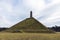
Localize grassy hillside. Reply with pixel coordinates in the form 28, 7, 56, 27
4, 18, 53, 33
0, 32, 59, 40
11, 18, 47, 29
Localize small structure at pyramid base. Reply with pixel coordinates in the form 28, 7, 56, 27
4, 11, 54, 33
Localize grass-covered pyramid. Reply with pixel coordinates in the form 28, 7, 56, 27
5, 11, 53, 33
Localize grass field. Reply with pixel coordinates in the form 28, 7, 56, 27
0, 32, 60, 40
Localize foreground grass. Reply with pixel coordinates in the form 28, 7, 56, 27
0, 32, 60, 40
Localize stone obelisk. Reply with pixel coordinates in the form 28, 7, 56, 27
30, 11, 33, 18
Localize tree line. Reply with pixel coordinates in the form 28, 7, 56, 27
48, 25, 60, 32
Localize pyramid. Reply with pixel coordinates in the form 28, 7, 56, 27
5, 11, 53, 33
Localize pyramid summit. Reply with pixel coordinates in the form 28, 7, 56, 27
4, 11, 53, 33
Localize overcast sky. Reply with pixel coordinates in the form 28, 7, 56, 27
0, 0, 60, 28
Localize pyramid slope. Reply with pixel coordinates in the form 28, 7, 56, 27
11, 18, 47, 30
5, 18, 53, 33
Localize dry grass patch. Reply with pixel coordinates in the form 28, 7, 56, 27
0, 32, 59, 40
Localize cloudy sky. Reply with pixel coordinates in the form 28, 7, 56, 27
0, 0, 60, 28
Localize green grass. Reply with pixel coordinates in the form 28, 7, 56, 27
11, 18, 47, 30
5, 18, 52, 33
0, 32, 60, 40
